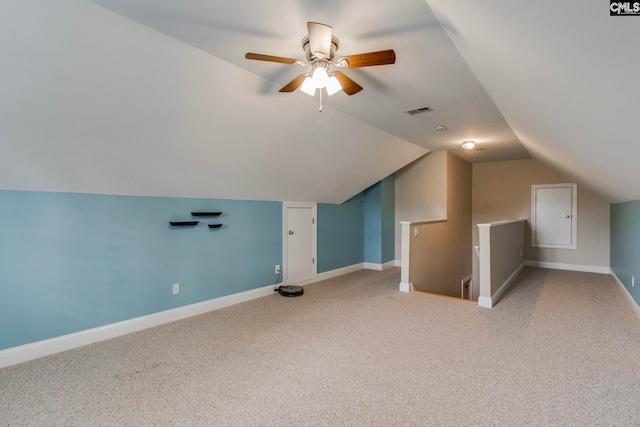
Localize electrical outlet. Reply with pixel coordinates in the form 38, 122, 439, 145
275, 265, 281, 274
172, 283, 180, 294
414, 227, 419, 237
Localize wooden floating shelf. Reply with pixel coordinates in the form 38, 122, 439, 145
208, 224, 223, 229
169, 221, 199, 226
191, 212, 222, 217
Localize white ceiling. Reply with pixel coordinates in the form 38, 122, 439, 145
86, 0, 529, 164
0, 0, 426, 204
2, 0, 638, 204
426, 0, 640, 203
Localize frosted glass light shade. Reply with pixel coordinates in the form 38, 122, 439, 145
312, 67, 329, 88
325, 76, 342, 96
300, 76, 316, 96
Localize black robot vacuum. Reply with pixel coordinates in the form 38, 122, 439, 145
275, 285, 304, 297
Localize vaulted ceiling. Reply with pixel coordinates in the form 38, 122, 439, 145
427, 0, 640, 204
1, 0, 638, 204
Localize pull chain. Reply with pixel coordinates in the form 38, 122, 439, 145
319, 89, 323, 112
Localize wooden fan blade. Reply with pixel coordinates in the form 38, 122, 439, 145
341, 50, 396, 68
332, 71, 363, 96
279, 73, 308, 92
307, 22, 333, 58
245, 53, 300, 65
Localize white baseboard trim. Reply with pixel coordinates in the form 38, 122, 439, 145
492, 261, 526, 307
364, 262, 382, 271
364, 261, 397, 271
399, 282, 414, 293
0, 263, 371, 369
525, 260, 610, 274
610, 271, 640, 322
478, 296, 492, 308
479, 262, 525, 309
383, 260, 397, 270
394, 260, 401, 267
0, 283, 277, 369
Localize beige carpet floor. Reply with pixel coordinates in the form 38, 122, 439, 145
1, 267, 640, 426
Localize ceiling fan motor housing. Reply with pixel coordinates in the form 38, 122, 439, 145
302, 35, 339, 61
245, 22, 395, 96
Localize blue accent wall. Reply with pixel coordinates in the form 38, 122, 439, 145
1, 180, 396, 351
611, 200, 640, 306
363, 175, 396, 264
317, 193, 365, 272
364, 183, 382, 264
381, 175, 396, 263
0, 190, 282, 350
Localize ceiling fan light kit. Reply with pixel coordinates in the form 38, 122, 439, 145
245, 22, 396, 110
300, 76, 316, 96
311, 62, 330, 88
325, 75, 342, 96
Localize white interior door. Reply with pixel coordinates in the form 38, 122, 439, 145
284, 203, 316, 283
532, 184, 577, 249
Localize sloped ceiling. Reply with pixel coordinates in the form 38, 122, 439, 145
0, 0, 531, 205
85, 0, 529, 165
3, 0, 636, 204
426, 0, 640, 203
0, 0, 427, 204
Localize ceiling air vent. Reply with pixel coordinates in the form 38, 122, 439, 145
406, 106, 433, 116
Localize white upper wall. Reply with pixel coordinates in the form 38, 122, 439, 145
0, 0, 426, 204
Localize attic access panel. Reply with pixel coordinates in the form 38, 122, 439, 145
531, 183, 577, 249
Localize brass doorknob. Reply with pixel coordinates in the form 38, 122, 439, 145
288, 230, 294, 235
565, 215, 571, 218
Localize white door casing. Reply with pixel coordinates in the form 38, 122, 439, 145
531, 183, 577, 249
283, 202, 317, 283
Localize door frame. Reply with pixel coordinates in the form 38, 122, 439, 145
283, 202, 317, 283
531, 183, 577, 249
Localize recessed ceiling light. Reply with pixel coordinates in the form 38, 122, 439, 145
462, 140, 476, 150
434, 125, 447, 131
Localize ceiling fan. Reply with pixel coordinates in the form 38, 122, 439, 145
245, 22, 396, 99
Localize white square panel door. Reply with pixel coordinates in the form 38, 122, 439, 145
531, 183, 577, 249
